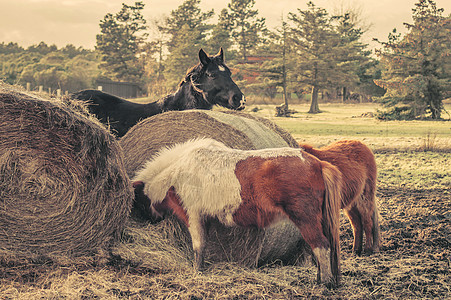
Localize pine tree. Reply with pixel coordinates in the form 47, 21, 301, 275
206, 9, 235, 59
375, 0, 450, 119
255, 17, 291, 110
163, 25, 205, 87
332, 13, 372, 102
288, 2, 339, 113
161, 0, 214, 88
96, 1, 148, 82
287, 2, 374, 113
223, 0, 267, 61
162, 0, 213, 51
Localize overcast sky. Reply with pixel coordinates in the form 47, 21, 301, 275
0, 0, 449, 51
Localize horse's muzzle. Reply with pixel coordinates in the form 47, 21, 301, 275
233, 95, 246, 110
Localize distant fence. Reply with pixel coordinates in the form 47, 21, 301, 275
24, 83, 68, 97
96, 80, 140, 99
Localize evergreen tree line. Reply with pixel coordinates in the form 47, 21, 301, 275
0, 42, 100, 93
0, 0, 449, 119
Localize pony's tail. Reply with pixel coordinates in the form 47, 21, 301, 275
367, 151, 380, 254
321, 161, 342, 286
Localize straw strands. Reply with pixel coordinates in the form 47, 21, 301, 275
0, 84, 133, 263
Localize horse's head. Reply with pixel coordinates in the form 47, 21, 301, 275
132, 181, 164, 223
189, 48, 245, 110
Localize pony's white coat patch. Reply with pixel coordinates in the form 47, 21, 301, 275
133, 138, 304, 226
218, 65, 226, 72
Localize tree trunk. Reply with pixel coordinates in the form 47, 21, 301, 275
241, 27, 247, 61
282, 41, 288, 109
342, 86, 347, 103
308, 85, 320, 114
427, 80, 441, 119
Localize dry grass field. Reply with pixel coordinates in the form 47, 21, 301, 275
1, 102, 449, 299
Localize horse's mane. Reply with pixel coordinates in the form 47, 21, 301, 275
155, 62, 207, 111
179, 63, 203, 88
161, 54, 232, 111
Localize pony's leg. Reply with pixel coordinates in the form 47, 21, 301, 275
344, 205, 363, 255
361, 184, 379, 254
312, 247, 332, 284
285, 207, 333, 284
370, 206, 381, 254
187, 214, 206, 270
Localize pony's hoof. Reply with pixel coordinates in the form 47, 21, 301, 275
325, 280, 340, 289
352, 248, 363, 256
193, 252, 204, 271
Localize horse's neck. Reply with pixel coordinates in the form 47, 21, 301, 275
142, 101, 163, 114
161, 81, 212, 111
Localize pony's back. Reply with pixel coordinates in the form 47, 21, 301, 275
301, 140, 376, 184
301, 140, 377, 206
134, 139, 304, 216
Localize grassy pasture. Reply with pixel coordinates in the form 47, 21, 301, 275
1, 102, 450, 299
243, 102, 451, 152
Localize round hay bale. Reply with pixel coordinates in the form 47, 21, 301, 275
118, 110, 306, 269
120, 110, 298, 178
217, 110, 300, 149
0, 85, 133, 262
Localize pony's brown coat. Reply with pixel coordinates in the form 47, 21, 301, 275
233, 154, 342, 275
133, 139, 342, 285
301, 140, 380, 254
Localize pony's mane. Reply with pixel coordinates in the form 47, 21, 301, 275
149, 138, 302, 165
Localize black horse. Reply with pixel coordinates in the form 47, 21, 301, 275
71, 48, 245, 137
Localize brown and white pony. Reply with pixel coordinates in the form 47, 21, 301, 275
300, 140, 380, 255
132, 138, 342, 286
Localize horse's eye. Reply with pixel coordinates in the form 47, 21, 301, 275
207, 72, 216, 78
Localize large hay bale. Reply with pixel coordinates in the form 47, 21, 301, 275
118, 110, 305, 268
120, 110, 299, 178
0, 85, 133, 262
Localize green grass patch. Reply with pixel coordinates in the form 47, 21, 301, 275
245, 103, 450, 138
375, 151, 451, 190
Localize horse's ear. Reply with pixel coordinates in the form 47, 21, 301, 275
217, 48, 224, 62
199, 48, 210, 66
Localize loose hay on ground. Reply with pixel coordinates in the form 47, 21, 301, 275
111, 217, 193, 272
0, 84, 133, 264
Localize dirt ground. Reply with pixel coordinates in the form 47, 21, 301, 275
1, 150, 450, 299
